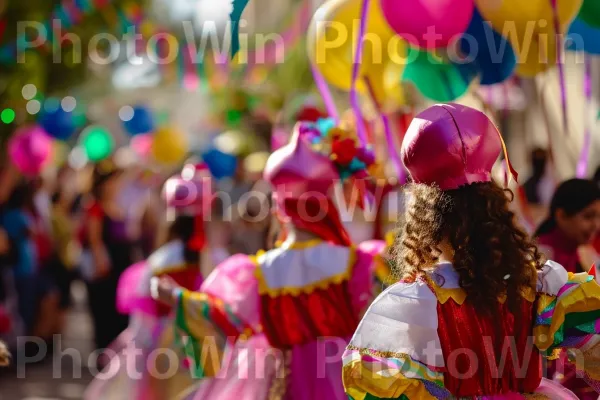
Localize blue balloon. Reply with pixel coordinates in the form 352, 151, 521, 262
459, 9, 517, 85
123, 105, 155, 136
566, 18, 600, 55
39, 106, 76, 140
201, 148, 238, 180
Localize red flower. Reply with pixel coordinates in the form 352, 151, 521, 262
332, 138, 357, 165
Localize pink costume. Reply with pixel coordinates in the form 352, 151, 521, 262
84, 163, 212, 400
343, 104, 600, 399
171, 122, 383, 399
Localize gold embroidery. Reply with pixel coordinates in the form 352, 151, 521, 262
345, 344, 413, 360
523, 394, 550, 399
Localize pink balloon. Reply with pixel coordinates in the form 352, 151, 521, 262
381, 0, 474, 49
130, 134, 153, 158
8, 125, 53, 177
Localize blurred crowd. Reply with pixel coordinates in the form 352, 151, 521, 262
0, 152, 277, 364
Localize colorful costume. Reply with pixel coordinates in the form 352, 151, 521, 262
343, 104, 600, 399
170, 122, 383, 399
85, 163, 212, 400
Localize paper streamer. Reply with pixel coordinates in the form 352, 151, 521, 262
551, 0, 569, 133
349, 0, 370, 147
577, 55, 592, 178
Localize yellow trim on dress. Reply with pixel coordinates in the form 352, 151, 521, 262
343, 359, 438, 400
278, 239, 323, 250
253, 246, 357, 297
424, 275, 536, 305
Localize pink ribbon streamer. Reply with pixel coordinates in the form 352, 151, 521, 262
576, 55, 592, 178
349, 0, 370, 146
364, 77, 405, 181
551, 0, 568, 133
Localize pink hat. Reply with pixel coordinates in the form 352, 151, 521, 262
163, 162, 212, 217
264, 123, 339, 199
401, 103, 516, 191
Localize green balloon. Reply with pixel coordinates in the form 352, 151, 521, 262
82, 125, 114, 162
402, 48, 473, 102
226, 109, 243, 127
579, 0, 600, 29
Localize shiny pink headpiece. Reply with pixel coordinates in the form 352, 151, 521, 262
264, 123, 339, 198
401, 103, 516, 191
163, 162, 213, 217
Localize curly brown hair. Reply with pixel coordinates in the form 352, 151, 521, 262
394, 181, 545, 312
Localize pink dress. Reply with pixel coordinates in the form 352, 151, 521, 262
84, 240, 204, 400
174, 239, 382, 400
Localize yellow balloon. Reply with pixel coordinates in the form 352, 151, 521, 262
382, 56, 407, 110
151, 127, 188, 165
307, 0, 396, 94
475, 0, 582, 77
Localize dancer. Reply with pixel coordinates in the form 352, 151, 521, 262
152, 121, 384, 400
343, 103, 600, 399
84, 163, 213, 400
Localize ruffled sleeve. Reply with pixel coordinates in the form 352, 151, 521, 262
174, 254, 260, 378
342, 279, 450, 400
534, 260, 600, 389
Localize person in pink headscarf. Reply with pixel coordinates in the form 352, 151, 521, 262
151, 121, 384, 400
84, 163, 213, 400
343, 104, 600, 399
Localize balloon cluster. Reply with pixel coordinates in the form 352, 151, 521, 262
302, 118, 375, 180
309, 0, 586, 103
122, 104, 188, 166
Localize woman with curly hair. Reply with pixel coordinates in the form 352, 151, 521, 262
343, 104, 600, 399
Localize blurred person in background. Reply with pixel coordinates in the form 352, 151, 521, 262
523, 148, 554, 224
84, 163, 213, 400
1, 180, 60, 344
535, 178, 600, 399
0, 227, 21, 349
536, 179, 600, 273
49, 177, 81, 333
82, 161, 136, 357
2, 181, 41, 334
227, 153, 272, 255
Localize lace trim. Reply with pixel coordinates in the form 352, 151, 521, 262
252, 247, 357, 297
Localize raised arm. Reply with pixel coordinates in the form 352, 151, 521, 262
152, 254, 260, 378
